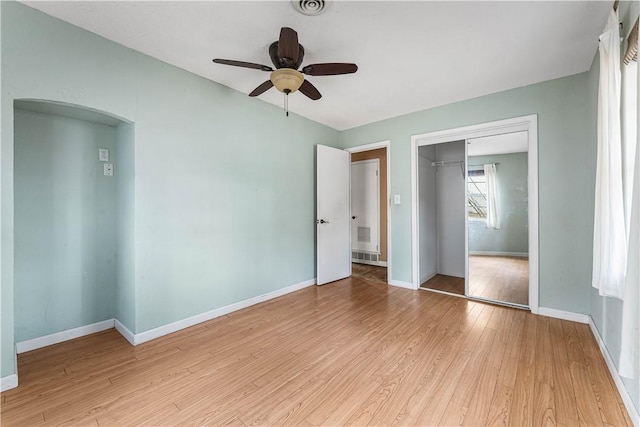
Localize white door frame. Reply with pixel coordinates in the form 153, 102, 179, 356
410, 115, 539, 313
346, 140, 392, 285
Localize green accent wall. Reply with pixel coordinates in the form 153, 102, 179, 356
468, 153, 528, 254
1, 2, 339, 377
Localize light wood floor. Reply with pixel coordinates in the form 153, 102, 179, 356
469, 255, 529, 306
1, 276, 631, 426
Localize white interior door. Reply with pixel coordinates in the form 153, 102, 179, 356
317, 145, 351, 285
351, 159, 380, 254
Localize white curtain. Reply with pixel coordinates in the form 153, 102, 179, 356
619, 30, 640, 380
593, 9, 627, 299
484, 163, 500, 229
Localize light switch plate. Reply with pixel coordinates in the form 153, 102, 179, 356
99, 148, 109, 162
393, 195, 401, 205
104, 163, 113, 177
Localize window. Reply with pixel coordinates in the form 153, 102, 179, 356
468, 169, 487, 219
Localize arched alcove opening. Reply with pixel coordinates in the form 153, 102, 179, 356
13, 100, 135, 353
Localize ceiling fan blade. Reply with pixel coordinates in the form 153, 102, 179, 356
248, 80, 274, 97
278, 27, 299, 64
302, 63, 358, 76
298, 80, 321, 100
213, 59, 272, 72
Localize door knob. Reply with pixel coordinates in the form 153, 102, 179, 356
318, 219, 330, 224
352, 216, 357, 219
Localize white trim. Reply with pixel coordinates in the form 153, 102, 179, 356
134, 278, 316, 345
352, 259, 388, 267
588, 317, 640, 426
465, 140, 470, 297
388, 280, 415, 290
469, 251, 529, 257
345, 140, 392, 287
345, 140, 389, 154
114, 319, 135, 345
1, 374, 18, 392
537, 307, 589, 324
410, 114, 539, 309
15, 319, 115, 354
412, 116, 533, 146
419, 286, 467, 299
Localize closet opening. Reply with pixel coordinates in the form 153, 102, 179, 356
410, 115, 539, 312
418, 140, 466, 296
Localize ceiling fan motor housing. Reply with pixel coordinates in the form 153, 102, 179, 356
269, 41, 305, 69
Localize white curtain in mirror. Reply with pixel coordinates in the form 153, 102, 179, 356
484, 163, 500, 229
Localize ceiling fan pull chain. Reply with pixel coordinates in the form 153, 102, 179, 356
285, 92, 289, 117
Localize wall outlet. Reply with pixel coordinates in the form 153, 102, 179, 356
104, 163, 113, 177
99, 148, 109, 162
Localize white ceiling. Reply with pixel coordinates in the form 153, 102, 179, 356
468, 131, 528, 156
21, 1, 611, 130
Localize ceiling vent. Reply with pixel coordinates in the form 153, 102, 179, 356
292, 0, 328, 16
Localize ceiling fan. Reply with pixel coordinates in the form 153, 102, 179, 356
213, 27, 357, 109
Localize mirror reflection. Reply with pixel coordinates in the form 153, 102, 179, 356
467, 132, 529, 307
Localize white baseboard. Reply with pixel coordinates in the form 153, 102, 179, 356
15, 319, 115, 354
1, 374, 18, 392
114, 319, 135, 345
469, 251, 528, 258
389, 280, 416, 290
133, 278, 316, 345
588, 316, 640, 426
353, 259, 388, 267
537, 307, 589, 324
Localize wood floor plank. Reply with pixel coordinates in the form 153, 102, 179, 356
507, 312, 538, 426
0, 276, 632, 426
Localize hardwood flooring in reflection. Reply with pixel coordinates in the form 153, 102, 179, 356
351, 262, 387, 283
469, 255, 529, 306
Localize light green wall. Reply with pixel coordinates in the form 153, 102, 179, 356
468, 153, 528, 254
340, 73, 592, 314
589, 0, 639, 413
115, 123, 135, 332
1, 2, 339, 377
14, 109, 118, 342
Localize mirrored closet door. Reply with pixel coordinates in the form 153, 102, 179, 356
466, 132, 529, 307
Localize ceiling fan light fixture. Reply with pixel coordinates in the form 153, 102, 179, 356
270, 69, 304, 94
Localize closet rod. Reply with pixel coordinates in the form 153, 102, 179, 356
431, 160, 465, 179
431, 160, 463, 167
